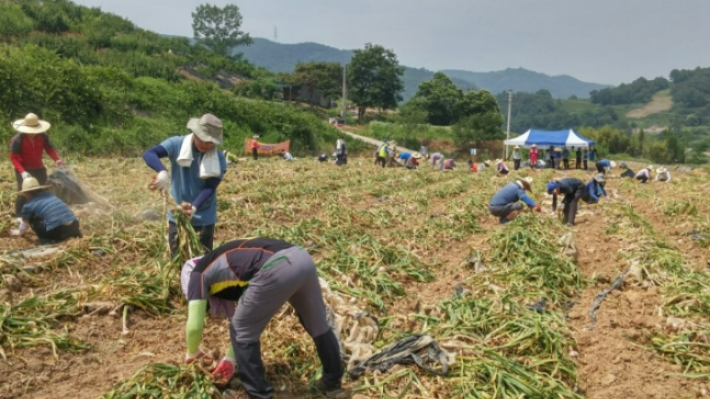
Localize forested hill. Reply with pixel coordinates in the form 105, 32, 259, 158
442, 68, 610, 100
238, 38, 609, 100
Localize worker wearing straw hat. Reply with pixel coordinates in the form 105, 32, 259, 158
582, 173, 608, 204
635, 165, 654, 184
180, 238, 345, 399
595, 159, 616, 175
489, 177, 541, 224
143, 114, 227, 256
655, 167, 671, 182
10, 177, 82, 243
529, 144, 539, 170
511, 145, 522, 170
547, 177, 585, 227
405, 152, 423, 169
9, 113, 66, 221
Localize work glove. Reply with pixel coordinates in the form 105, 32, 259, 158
55, 159, 66, 168
212, 356, 236, 387
533, 205, 542, 213
21, 171, 31, 180
150, 170, 170, 192
181, 202, 197, 219
10, 229, 22, 237
185, 349, 211, 364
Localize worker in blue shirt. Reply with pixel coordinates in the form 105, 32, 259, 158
554, 148, 562, 170
547, 177, 585, 227
489, 177, 541, 224
595, 159, 617, 174
582, 174, 607, 204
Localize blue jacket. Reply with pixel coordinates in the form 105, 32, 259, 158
585, 180, 607, 201
597, 159, 611, 167
490, 182, 536, 207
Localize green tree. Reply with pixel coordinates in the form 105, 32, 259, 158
452, 112, 504, 151
411, 72, 462, 126
638, 129, 645, 157
458, 90, 501, 117
192, 3, 253, 58
293, 62, 342, 105
347, 43, 404, 120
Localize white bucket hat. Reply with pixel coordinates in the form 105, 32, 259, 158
647, 165, 654, 170
657, 167, 667, 173
18, 177, 50, 193
187, 114, 223, 145
412, 152, 423, 159
610, 161, 617, 168
12, 113, 51, 134
593, 173, 606, 183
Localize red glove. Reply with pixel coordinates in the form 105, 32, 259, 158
212, 357, 235, 387
56, 159, 66, 168
532, 205, 542, 212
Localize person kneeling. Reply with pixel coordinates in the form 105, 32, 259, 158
11, 177, 82, 244
181, 238, 346, 399
488, 177, 540, 224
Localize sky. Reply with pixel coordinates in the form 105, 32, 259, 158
73, 0, 710, 85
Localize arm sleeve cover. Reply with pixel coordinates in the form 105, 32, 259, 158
191, 177, 221, 209
143, 145, 169, 172
186, 300, 208, 354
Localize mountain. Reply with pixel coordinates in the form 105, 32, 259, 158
237, 38, 609, 100
236, 38, 475, 101
442, 68, 610, 99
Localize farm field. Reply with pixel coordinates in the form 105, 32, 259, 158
1, 157, 709, 399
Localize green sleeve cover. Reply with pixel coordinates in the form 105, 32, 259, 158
186, 300, 208, 354
227, 345, 235, 359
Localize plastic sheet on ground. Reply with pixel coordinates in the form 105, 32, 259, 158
348, 334, 455, 380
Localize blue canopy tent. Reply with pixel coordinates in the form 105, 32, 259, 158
504, 129, 595, 148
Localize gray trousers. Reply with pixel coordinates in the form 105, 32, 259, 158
230, 246, 343, 398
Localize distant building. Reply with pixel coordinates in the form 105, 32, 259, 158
280, 83, 334, 108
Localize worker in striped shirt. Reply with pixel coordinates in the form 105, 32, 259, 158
181, 238, 345, 399
11, 177, 81, 243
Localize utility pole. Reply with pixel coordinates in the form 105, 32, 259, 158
505, 89, 513, 159
341, 64, 347, 120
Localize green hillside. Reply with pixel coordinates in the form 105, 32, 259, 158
238, 38, 609, 101
0, 0, 355, 156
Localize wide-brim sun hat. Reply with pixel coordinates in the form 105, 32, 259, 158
12, 113, 51, 134
412, 152, 423, 159
594, 173, 606, 183
647, 165, 654, 170
483, 160, 491, 166
187, 113, 224, 145
620, 162, 628, 169
657, 167, 667, 173
531, 144, 538, 148
18, 177, 50, 193
514, 145, 520, 149
610, 161, 617, 168
517, 177, 534, 191
495, 159, 503, 164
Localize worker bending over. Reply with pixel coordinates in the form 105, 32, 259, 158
547, 177, 585, 227
655, 167, 671, 182
582, 173, 607, 204
635, 165, 654, 184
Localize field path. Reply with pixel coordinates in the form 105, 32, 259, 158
626, 90, 673, 119
567, 200, 691, 398
339, 128, 418, 154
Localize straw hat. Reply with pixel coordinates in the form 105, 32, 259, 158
18, 177, 49, 193
647, 165, 654, 170
657, 167, 667, 173
514, 145, 520, 149
495, 159, 503, 164
483, 160, 491, 166
531, 144, 538, 148
187, 114, 223, 145
516, 176, 534, 191
12, 113, 51, 134
593, 173, 606, 183
412, 152, 423, 159
610, 161, 617, 168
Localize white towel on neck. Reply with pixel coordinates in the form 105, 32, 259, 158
176, 134, 221, 179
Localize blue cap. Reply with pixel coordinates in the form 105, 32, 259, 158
546, 181, 559, 194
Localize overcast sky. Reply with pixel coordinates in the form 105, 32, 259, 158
73, 0, 710, 85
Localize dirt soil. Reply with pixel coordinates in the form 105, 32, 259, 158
1, 159, 708, 399
626, 90, 673, 119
